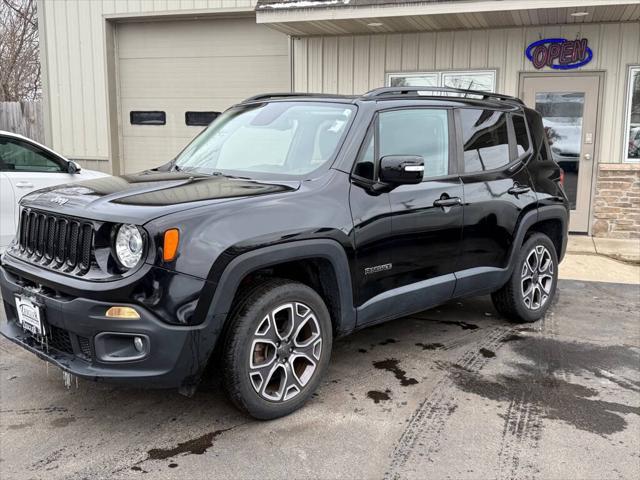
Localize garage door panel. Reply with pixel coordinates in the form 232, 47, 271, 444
117, 16, 289, 174
123, 136, 194, 173
119, 56, 289, 99
117, 18, 288, 59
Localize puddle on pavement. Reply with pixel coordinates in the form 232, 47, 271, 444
479, 348, 496, 358
449, 336, 640, 436
146, 427, 232, 461
499, 333, 526, 343
373, 359, 418, 387
367, 389, 391, 403
416, 342, 444, 350
433, 319, 480, 330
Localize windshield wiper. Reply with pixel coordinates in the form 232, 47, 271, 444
211, 171, 252, 180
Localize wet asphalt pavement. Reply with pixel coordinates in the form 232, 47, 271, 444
0, 279, 638, 479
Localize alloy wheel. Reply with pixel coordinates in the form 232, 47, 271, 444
248, 302, 322, 402
521, 245, 554, 310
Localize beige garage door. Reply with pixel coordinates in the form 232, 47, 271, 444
117, 16, 290, 173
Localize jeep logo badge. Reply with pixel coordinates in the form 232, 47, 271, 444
50, 196, 69, 206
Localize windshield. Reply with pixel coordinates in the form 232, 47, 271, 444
173, 102, 356, 177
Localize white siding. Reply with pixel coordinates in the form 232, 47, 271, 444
292, 22, 640, 163
38, 0, 258, 172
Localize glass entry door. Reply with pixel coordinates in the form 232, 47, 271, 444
521, 75, 601, 232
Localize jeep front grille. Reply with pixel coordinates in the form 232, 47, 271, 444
18, 209, 94, 274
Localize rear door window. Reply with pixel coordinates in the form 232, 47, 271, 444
512, 114, 530, 156
459, 108, 510, 172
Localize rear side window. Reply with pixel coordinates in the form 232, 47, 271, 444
459, 108, 509, 172
512, 114, 530, 156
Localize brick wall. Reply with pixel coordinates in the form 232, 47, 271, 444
592, 163, 640, 239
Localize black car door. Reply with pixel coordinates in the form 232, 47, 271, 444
354, 107, 464, 325
453, 107, 538, 297
349, 126, 395, 314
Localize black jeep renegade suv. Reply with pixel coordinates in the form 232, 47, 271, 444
0, 87, 569, 419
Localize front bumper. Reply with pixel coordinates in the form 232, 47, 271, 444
0, 264, 216, 389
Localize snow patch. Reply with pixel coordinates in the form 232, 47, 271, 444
260, 0, 351, 10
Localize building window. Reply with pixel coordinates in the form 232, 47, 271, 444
624, 66, 640, 162
387, 70, 496, 93
185, 111, 220, 126
130, 111, 166, 125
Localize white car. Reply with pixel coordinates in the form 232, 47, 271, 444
0, 131, 109, 252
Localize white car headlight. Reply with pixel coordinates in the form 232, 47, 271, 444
115, 224, 145, 269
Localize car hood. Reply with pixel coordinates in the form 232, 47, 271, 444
18, 171, 300, 224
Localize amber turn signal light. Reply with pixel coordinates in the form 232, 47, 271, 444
105, 306, 140, 319
163, 228, 180, 262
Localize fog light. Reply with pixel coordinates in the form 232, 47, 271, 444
105, 306, 140, 319
133, 336, 144, 353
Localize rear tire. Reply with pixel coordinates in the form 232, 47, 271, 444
491, 233, 558, 323
222, 278, 332, 419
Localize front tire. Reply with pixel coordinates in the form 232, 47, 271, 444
492, 233, 558, 323
222, 279, 333, 419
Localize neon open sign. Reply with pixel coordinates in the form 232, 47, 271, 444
525, 38, 593, 70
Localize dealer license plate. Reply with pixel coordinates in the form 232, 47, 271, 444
15, 295, 44, 336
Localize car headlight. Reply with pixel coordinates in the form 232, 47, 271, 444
115, 224, 145, 269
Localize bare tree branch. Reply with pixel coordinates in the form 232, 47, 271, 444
0, 0, 40, 101
3, 0, 36, 28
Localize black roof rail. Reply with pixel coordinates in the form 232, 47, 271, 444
362, 86, 525, 105
242, 92, 351, 103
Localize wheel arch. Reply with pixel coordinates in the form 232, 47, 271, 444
201, 239, 357, 337
510, 205, 568, 270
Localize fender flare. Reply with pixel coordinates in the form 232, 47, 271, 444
506, 204, 568, 274
200, 239, 357, 335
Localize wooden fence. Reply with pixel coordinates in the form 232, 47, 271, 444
0, 101, 44, 143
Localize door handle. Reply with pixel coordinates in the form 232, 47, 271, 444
508, 185, 530, 196
584, 153, 592, 161
433, 197, 462, 208
15, 182, 34, 188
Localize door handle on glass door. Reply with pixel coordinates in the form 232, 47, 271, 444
15, 182, 34, 188
433, 197, 462, 208
584, 153, 592, 161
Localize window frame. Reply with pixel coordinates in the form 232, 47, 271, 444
455, 107, 529, 176
350, 106, 458, 184
130, 111, 166, 126
0, 136, 67, 173
386, 69, 497, 93
623, 65, 640, 163
185, 111, 221, 127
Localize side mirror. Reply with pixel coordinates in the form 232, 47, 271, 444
379, 155, 424, 185
67, 161, 81, 174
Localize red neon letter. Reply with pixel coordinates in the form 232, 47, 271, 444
532, 45, 548, 69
